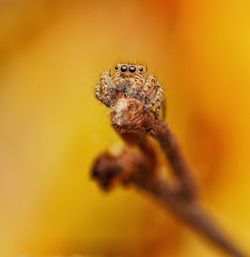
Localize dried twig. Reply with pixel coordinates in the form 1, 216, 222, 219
92, 71, 246, 257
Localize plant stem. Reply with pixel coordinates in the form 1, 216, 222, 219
92, 97, 246, 257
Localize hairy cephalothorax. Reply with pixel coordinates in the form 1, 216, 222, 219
95, 63, 166, 118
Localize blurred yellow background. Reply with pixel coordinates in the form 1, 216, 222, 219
0, 0, 250, 256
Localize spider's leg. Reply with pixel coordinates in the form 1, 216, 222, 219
152, 84, 165, 118
126, 77, 145, 99
95, 71, 116, 107
142, 74, 166, 118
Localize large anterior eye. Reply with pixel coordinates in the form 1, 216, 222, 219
129, 65, 136, 73
120, 65, 127, 72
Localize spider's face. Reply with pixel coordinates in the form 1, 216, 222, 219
114, 63, 147, 79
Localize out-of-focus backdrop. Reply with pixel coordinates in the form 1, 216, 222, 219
0, 0, 250, 256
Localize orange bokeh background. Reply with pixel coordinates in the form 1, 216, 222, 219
0, 0, 250, 256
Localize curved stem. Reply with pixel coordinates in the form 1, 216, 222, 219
92, 97, 246, 257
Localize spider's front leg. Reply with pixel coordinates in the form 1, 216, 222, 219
142, 74, 166, 118
125, 77, 145, 99
95, 70, 116, 107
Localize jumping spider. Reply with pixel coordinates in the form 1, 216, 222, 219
95, 63, 166, 118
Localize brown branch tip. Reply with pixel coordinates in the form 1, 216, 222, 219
91, 64, 246, 257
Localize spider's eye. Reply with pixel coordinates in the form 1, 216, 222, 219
115, 65, 119, 70
120, 65, 127, 72
129, 65, 136, 73
139, 67, 144, 72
